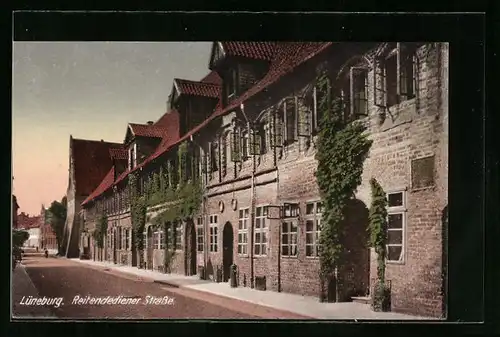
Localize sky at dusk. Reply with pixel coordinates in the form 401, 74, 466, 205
13, 42, 212, 215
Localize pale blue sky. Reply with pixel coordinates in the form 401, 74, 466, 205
13, 42, 212, 214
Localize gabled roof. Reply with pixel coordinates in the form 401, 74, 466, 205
82, 42, 332, 206
174, 78, 221, 98
128, 123, 166, 138
221, 42, 277, 61
200, 71, 222, 85
209, 42, 277, 70
81, 110, 180, 206
81, 166, 116, 205
71, 138, 123, 196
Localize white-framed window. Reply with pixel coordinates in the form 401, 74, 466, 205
305, 201, 322, 257
254, 206, 268, 256
386, 190, 407, 262
129, 143, 137, 170
241, 130, 249, 160
375, 43, 418, 108
125, 228, 130, 250
281, 203, 299, 257
209, 215, 218, 252
153, 228, 160, 249
174, 222, 182, 251
159, 228, 165, 250
238, 208, 249, 255
196, 216, 204, 252
117, 227, 122, 250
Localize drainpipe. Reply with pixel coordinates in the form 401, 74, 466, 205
240, 103, 256, 288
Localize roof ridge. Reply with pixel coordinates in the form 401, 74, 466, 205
175, 78, 221, 86
72, 137, 122, 145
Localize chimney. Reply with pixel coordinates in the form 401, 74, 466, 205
147, 121, 154, 125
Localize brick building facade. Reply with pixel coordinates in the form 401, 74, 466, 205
79, 42, 448, 318
40, 206, 58, 251
62, 137, 124, 258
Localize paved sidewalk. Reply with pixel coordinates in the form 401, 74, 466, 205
12, 262, 57, 319
71, 258, 436, 320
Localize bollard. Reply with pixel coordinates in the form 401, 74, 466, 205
230, 264, 237, 288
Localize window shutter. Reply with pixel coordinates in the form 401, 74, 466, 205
284, 97, 296, 142
373, 58, 387, 107
350, 67, 369, 118
297, 96, 311, 137
230, 130, 241, 162
250, 129, 262, 155
270, 112, 283, 148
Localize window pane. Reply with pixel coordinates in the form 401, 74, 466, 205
256, 218, 261, 229
262, 233, 267, 243
244, 209, 249, 217
255, 245, 261, 255
291, 223, 298, 232
388, 245, 403, 261
238, 233, 242, 242
282, 234, 288, 245
282, 246, 288, 256
261, 218, 266, 228
263, 206, 268, 216
239, 210, 243, 218
388, 230, 403, 244
306, 245, 313, 256
306, 233, 313, 244
316, 202, 323, 214
255, 232, 261, 243
388, 213, 403, 229
388, 192, 404, 207
291, 245, 297, 256
282, 222, 288, 233
306, 220, 314, 232
256, 207, 262, 217
306, 203, 314, 215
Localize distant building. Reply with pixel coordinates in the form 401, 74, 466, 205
17, 212, 42, 248
62, 137, 123, 258
12, 195, 19, 229
40, 206, 57, 251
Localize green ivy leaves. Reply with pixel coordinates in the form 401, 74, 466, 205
368, 178, 388, 284
315, 72, 373, 279
94, 214, 108, 249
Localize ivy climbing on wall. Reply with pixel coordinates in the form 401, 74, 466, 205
129, 174, 146, 253
93, 214, 108, 249
368, 178, 391, 311
314, 71, 373, 301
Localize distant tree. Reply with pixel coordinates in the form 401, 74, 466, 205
46, 196, 67, 254
13, 229, 29, 248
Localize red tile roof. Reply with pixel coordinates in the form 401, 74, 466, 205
72, 138, 123, 196
81, 110, 180, 206
128, 123, 165, 138
200, 71, 222, 85
81, 166, 116, 205
174, 79, 221, 98
17, 213, 42, 229
81, 42, 332, 206
109, 148, 128, 160
221, 42, 277, 61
